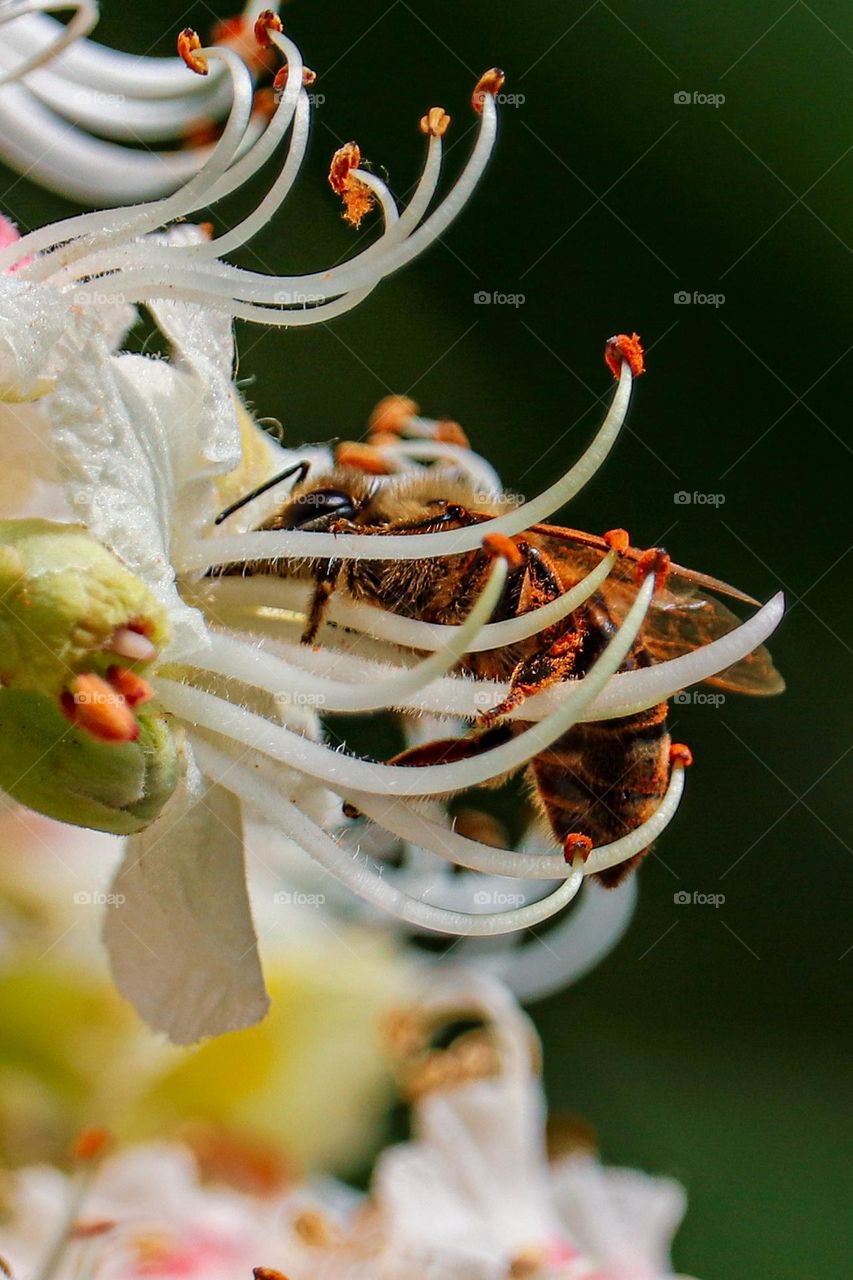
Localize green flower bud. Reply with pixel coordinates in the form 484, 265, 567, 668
0, 518, 170, 698
0, 690, 180, 834
0, 520, 179, 831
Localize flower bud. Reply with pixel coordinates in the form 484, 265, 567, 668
0, 519, 178, 831
0, 689, 180, 834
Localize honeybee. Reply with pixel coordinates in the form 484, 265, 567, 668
213, 461, 783, 884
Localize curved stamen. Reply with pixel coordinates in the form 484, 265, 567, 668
214, 547, 617, 654
192, 736, 585, 937
0, 0, 97, 87
180, 359, 633, 570
345, 761, 687, 881
452, 875, 638, 1002
0, 87, 266, 206
199, 585, 783, 724
22, 40, 255, 283
187, 549, 509, 713
0, 1, 273, 97
155, 575, 654, 798
43, 84, 498, 308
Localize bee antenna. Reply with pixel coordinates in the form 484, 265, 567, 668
214, 461, 311, 525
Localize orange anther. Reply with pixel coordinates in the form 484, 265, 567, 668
368, 394, 418, 437
254, 9, 283, 47
605, 332, 645, 380
482, 533, 524, 568
72, 1128, 113, 1163
274, 65, 317, 93
177, 29, 208, 75
635, 547, 671, 591
420, 106, 451, 137
604, 527, 630, 554
328, 142, 375, 228
335, 442, 391, 475
472, 68, 506, 113
61, 674, 138, 744
669, 743, 694, 768
107, 666, 154, 708
434, 419, 470, 448
253, 1271, 290, 1280
563, 832, 593, 864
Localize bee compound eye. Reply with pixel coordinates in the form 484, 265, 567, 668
287, 488, 357, 528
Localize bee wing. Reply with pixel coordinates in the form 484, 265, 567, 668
531, 524, 785, 696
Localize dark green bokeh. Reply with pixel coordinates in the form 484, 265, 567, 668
3, 3, 851, 1275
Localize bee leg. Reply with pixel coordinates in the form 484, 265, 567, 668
302, 558, 342, 644
478, 542, 583, 727
386, 723, 516, 769
477, 625, 584, 727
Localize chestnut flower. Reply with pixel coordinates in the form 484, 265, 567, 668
273, 973, 697, 1280
0, 10, 783, 1043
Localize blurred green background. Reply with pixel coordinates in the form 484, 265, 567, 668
3, 2, 851, 1276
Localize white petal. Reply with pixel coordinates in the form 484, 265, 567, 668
0, 276, 70, 399
550, 1153, 687, 1278
102, 775, 269, 1044
48, 321, 212, 654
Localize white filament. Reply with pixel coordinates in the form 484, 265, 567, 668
155, 576, 654, 798
192, 737, 585, 937
187, 553, 509, 714
182, 361, 633, 569
0, 0, 97, 87
346, 763, 686, 881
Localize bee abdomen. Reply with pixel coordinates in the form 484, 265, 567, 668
529, 702, 670, 887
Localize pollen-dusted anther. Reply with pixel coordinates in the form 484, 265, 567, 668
605, 331, 645, 380
563, 832, 593, 864
274, 64, 317, 94
72, 1127, 113, 1164
368, 394, 418, 437
420, 106, 451, 137
253, 1270, 290, 1280
335, 442, 392, 475
472, 67, 506, 113
254, 8, 283, 47
107, 666, 154, 708
435, 418, 470, 447
328, 141, 376, 228
604, 527, 630, 555
342, 800, 362, 820
177, 28, 208, 76
482, 532, 524, 569
669, 742, 694, 768
61, 674, 139, 744
635, 546, 671, 592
